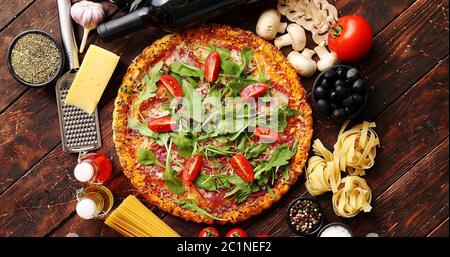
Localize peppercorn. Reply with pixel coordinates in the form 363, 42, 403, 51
288, 199, 323, 234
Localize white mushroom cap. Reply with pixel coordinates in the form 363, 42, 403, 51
287, 49, 317, 77
256, 9, 287, 40
314, 42, 340, 71
274, 23, 306, 51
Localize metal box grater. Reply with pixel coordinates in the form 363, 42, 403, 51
55, 73, 102, 153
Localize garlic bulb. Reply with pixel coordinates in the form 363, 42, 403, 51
71, 1, 105, 53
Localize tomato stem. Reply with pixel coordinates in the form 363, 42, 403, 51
329, 20, 343, 39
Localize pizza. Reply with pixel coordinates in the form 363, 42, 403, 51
113, 25, 313, 224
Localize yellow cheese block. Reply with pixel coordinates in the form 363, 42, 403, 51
65, 45, 120, 114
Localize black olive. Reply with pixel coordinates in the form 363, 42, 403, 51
335, 86, 349, 99
345, 106, 356, 116
320, 78, 333, 90
352, 79, 366, 93
336, 67, 347, 79
331, 108, 346, 120
342, 96, 355, 108
316, 99, 330, 114
330, 90, 338, 102
315, 86, 329, 99
352, 93, 364, 105
335, 79, 348, 89
346, 68, 361, 82
323, 69, 337, 82
330, 102, 338, 111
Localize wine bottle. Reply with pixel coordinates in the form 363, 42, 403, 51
97, 0, 261, 39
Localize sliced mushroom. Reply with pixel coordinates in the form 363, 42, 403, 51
287, 49, 317, 77
274, 23, 307, 51
322, 3, 338, 19
256, 9, 288, 40
314, 41, 339, 71
298, 15, 316, 32
312, 29, 328, 45
278, 0, 339, 45
277, 2, 289, 16
286, 0, 299, 10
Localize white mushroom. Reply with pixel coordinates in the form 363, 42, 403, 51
278, 0, 338, 45
312, 29, 329, 45
314, 42, 339, 71
277, 1, 289, 15
287, 49, 317, 77
274, 23, 306, 51
256, 9, 288, 40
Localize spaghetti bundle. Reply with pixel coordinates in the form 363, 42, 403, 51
105, 195, 180, 237
332, 176, 372, 218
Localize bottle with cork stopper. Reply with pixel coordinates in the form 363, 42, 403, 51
74, 152, 112, 184
76, 184, 114, 220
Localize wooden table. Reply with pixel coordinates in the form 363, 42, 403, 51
0, 0, 448, 237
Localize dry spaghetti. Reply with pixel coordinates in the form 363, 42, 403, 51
332, 176, 372, 218
105, 195, 180, 237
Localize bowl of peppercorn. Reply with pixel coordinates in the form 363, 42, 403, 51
287, 197, 324, 236
311, 65, 368, 122
7, 29, 64, 88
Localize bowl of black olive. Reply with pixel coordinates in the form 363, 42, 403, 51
312, 65, 368, 121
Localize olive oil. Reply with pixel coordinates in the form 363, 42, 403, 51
76, 185, 114, 219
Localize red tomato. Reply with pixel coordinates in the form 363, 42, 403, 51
180, 156, 203, 182
328, 15, 373, 62
225, 228, 248, 237
240, 83, 269, 101
204, 51, 221, 82
230, 154, 254, 183
254, 126, 278, 143
256, 234, 270, 237
147, 116, 177, 132
159, 74, 182, 99
198, 227, 220, 237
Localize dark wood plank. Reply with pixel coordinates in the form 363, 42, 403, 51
0, 1, 448, 235
0, 87, 60, 194
428, 218, 449, 237
0, 0, 34, 30
0, 0, 116, 114
245, 56, 449, 237
354, 138, 448, 236
47, 0, 423, 237
243, 0, 450, 236
0, 0, 269, 236
0, 0, 60, 113
0, 25, 164, 196
0, 94, 122, 236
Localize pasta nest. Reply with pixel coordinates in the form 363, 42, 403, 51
305, 121, 379, 217
332, 176, 372, 218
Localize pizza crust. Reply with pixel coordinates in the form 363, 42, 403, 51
113, 25, 313, 224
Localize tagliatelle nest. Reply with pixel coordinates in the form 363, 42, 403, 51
305, 121, 379, 217
332, 176, 372, 218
